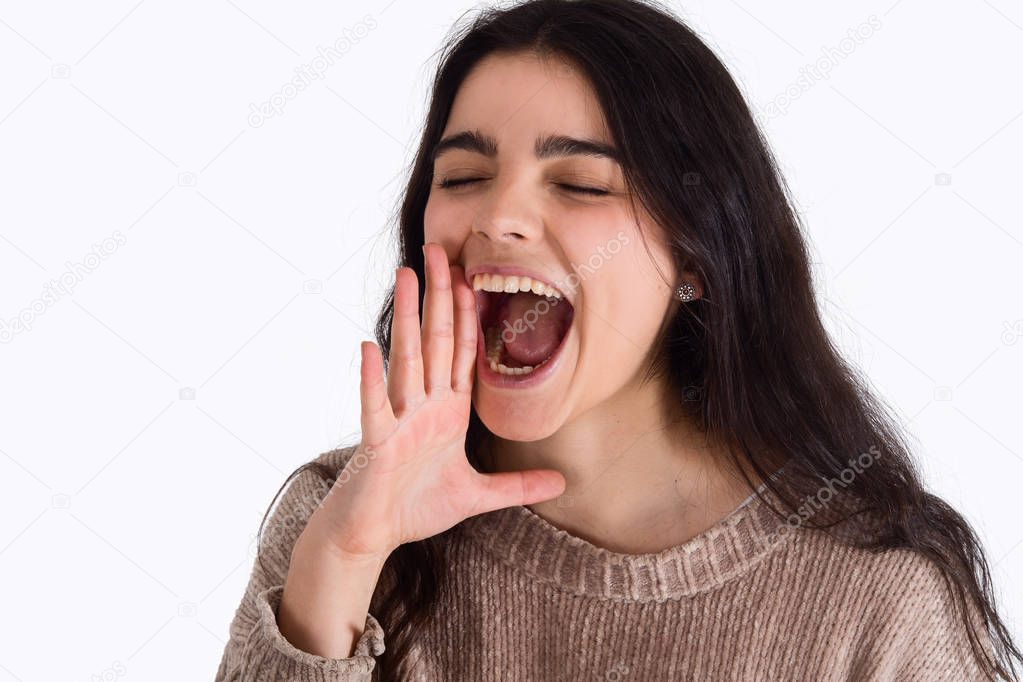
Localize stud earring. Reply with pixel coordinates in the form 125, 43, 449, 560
676, 282, 697, 302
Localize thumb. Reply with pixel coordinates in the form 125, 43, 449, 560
470, 469, 567, 516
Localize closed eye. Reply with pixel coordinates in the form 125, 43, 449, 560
436, 177, 609, 196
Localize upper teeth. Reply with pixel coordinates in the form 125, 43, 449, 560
471, 273, 563, 299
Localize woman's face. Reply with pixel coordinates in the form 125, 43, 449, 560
424, 51, 682, 441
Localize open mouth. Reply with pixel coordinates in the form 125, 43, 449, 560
472, 273, 574, 378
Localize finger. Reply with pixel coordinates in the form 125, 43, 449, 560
359, 340, 396, 442
420, 243, 454, 397
449, 264, 477, 394
469, 469, 567, 516
388, 266, 425, 415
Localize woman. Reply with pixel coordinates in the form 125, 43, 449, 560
216, 0, 1021, 679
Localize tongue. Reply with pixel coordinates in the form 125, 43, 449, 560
496, 292, 570, 366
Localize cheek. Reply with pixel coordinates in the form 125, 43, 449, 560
572, 231, 673, 336
565, 216, 671, 296
606, 263, 670, 332
422, 193, 444, 243
423, 193, 473, 249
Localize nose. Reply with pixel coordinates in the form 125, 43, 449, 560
470, 176, 543, 243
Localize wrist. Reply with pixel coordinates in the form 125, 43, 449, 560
294, 521, 394, 572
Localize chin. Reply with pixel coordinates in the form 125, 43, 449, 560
473, 393, 565, 442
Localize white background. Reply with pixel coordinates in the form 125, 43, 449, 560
1, 1, 1021, 679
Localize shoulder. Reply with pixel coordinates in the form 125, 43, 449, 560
310, 442, 361, 472
255, 444, 361, 561
272, 442, 360, 513
783, 527, 995, 680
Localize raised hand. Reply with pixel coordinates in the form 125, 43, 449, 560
305, 242, 567, 562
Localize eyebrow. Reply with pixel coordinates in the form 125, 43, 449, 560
431, 129, 621, 164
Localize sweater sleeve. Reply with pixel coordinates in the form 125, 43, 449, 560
214, 446, 386, 681
854, 550, 998, 681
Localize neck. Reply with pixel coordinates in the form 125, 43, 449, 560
487, 377, 763, 554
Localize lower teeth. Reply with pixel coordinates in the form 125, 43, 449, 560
490, 359, 533, 376
485, 327, 549, 376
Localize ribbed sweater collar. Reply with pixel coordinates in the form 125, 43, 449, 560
459, 482, 793, 602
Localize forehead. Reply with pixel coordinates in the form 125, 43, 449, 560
442, 51, 611, 146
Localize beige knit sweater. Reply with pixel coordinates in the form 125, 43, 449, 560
215, 445, 994, 681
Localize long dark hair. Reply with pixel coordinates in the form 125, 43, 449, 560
258, 0, 1021, 678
